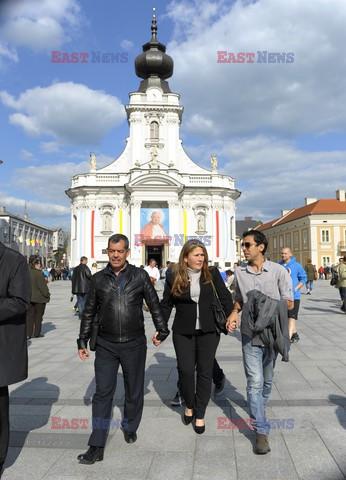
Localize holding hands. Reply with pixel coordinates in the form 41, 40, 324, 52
226, 311, 239, 333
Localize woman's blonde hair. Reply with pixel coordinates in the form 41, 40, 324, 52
171, 239, 212, 296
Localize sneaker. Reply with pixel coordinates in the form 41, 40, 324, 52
255, 433, 271, 454
170, 391, 185, 406
307, 291, 311, 295
290, 332, 300, 343
214, 375, 225, 396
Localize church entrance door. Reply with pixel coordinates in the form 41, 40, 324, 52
146, 244, 164, 268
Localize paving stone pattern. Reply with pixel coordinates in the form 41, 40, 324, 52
3, 278, 346, 479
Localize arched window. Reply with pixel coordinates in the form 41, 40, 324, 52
150, 121, 159, 141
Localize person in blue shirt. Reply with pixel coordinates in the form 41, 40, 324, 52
280, 248, 307, 343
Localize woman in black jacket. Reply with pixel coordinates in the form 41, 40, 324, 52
161, 239, 233, 433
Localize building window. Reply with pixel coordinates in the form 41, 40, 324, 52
279, 236, 284, 248
303, 230, 308, 247
321, 229, 330, 243
273, 237, 277, 252
150, 121, 159, 141
293, 232, 299, 250
230, 216, 234, 240
285, 234, 291, 247
322, 256, 331, 267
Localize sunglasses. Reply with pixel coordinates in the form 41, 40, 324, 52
241, 242, 257, 249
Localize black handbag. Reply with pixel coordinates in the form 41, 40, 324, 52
210, 280, 228, 335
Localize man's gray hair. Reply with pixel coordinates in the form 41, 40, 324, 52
108, 234, 129, 249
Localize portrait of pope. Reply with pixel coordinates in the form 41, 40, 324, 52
140, 209, 168, 238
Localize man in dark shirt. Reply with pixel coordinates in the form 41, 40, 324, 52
77, 234, 169, 464
71, 256, 91, 319
0, 243, 31, 478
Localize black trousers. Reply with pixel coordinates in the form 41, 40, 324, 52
176, 358, 224, 390
88, 335, 147, 447
26, 302, 46, 337
0, 386, 9, 467
173, 330, 220, 419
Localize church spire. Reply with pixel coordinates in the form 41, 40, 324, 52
134, 8, 174, 93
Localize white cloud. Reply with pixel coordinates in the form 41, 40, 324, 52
10, 160, 89, 203
218, 135, 346, 220
40, 142, 60, 153
20, 149, 34, 159
0, 82, 126, 145
0, 193, 69, 218
0, 40, 18, 64
120, 39, 134, 51
166, 0, 346, 139
0, 0, 83, 51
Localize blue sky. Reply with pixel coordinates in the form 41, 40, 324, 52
1, 0, 346, 231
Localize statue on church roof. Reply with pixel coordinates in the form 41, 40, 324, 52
90, 152, 96, 172
149, 146, 159, 169
211, 154, 218, 173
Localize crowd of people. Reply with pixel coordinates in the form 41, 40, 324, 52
1, 234, 346, 476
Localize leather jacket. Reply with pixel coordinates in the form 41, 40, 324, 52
72, 263, 91, 294
78, 263, 169, 348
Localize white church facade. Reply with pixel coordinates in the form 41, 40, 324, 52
66, 14, 240, 268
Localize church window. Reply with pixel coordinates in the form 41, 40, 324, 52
150, 121, 159, 141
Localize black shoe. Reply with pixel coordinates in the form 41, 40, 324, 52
290, 332, 300, 343
34, 334, 44, 338
77, 446, 104, 464
184, 409, 194, 425
0, 463, 4, 478
170, 391, 185, 407
214, 375, 225, 396
124, 431, 137, 443
195, 421, 205, 434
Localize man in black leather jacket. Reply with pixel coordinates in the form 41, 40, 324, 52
71, 256, 91, 319
77, 234, 169, 465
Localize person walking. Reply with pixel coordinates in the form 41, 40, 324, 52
161, 239, 233, 434
0, 242, 31, 478
338, 256, 346, 313
227, 230, 293, 454
71, 256, 91, 319
280, 248, 307, 343
304, 259, 316, 294
77, 234, 169, 464
26, 259, 50, 338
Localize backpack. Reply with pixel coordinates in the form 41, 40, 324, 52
330, 271, 339, 286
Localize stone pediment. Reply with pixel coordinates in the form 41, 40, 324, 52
126, 173, 184, 192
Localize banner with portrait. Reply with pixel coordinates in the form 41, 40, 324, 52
139, 208, 169, 245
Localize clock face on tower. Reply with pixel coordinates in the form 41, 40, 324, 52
147, 88, 162, 101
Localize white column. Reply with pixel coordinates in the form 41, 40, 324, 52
130, 199, 142, 264
168, 200, 180, 261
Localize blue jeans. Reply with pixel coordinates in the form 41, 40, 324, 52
76, 293, 87, 319
306, 281, 313, 291
242, 335, 277, 435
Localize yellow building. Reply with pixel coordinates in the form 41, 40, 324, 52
255, 190, 346, 267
